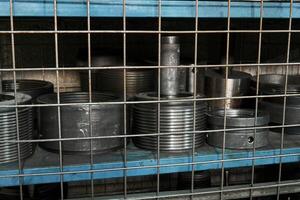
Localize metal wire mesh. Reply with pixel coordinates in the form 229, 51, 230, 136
0, 0, 299, 200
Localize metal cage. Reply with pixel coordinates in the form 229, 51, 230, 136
0, 0, 300, 200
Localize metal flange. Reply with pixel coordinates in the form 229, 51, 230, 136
207, 109, 269, 149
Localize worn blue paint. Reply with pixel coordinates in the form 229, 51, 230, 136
0, 0, 298, 18
0, 143, 299, 187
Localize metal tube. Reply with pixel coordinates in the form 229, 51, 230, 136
160, 36, 180, 97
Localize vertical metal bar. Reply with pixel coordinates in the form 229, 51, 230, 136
53, 0, 64, 199
122, 0, 128, 198
276, 0, 293, 199
157, 0, 162, 198
191, 0, 199, 198
220, 0, 231, 199
250, 1, 264, 200
9, 1, 23, 199
86, 0, 94, 199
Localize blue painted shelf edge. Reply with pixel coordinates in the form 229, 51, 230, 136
0, 132, 299, 187
0, 0, 299, 18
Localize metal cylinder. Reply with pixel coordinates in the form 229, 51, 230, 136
0, 93, 33, 163
37, 92, 124, 154
254, 74, 300, 134
2, 79, 54, 100
205, 69, 252, 110
77, 55, 123, 92
207, 109, 269, 149
97, 68, 155, 99
132, 92, 207, 152
160, 36, 180, 97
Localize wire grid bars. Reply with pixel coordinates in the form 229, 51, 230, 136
0, 0, 300, 200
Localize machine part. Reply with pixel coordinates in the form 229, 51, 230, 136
177, 171, 211, 190
260, 101, 300, 134
0, 93, 33, 164
97, 68, 155, 99
207, 109, 269, 149
132, 92, 207, 152
252, 74, 300, 105
37, 92, 124, 154
205, 69, 252, 110
2, 79, 54, 100
77, 55, 123, 92
187, 66, 205, 95
160, 36, 180, 97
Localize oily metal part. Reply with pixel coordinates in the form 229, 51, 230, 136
0, 93, 33, 163
252, 74, 300, 105
205, 69, 252, 110
177, 171, 211, 190
97, 68, 155, 99
2, 79, 54, 100
207, 109, 269, 149
37, 92, 124, 154
260, 101, 300, 134
132, 92, 207, 152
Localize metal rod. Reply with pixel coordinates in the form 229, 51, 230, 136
160, 36, 180, 97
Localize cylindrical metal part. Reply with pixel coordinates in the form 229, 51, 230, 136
160, 36, 180, 97
207, 109, 269, 149
37, 92, 124, 154
205, 69, 252, 110
0, 93, 33, 164
97, 68, 155, 99
253, 74, 300, 134
77, 55, 123, 92
2, 79, 54, 100
132, 92, 207, 152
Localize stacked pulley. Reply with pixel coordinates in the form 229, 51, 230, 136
255, 74, 300, 134
37, 92, 124, 154
207, 109, 269, 149
132, 36, 207, 152
0, 93, 33, 163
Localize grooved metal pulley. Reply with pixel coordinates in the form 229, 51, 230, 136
132, 36, 207, 152
207, 109, 269, 149
0, 93, 33, 164
37, 92, 124, 154
132, 92, 207, 152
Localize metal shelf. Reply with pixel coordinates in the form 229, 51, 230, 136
0, 0, 298, 18
0, 132, 299, 187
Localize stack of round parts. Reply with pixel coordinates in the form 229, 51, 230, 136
97, 68, 155, 99
132, 92, 207, 152
37, 92, 124, 154
255, 74, 300, 134
0, 93, 33, 163
205, 69, 252, 110
2, 79, 54, 100
207, 109, 269, 149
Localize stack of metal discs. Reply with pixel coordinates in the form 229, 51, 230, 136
97, 68, 155, 99
207, 109, 269, 149
2, 79, 54, 100
205, 69, 252, 110
255, 74, 300, 134
0, 93, 33, 163
132, 92, 207, 152
37, 92, 124, 154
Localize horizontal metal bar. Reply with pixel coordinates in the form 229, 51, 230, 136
69, 179, 300, 200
